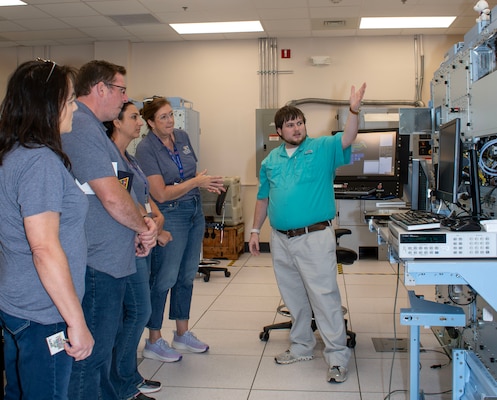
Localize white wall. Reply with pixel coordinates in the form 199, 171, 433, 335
0, 34, 462, 242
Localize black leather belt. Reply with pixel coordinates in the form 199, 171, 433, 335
277, 220, 332, 238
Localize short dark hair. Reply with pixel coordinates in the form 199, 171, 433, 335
274, 105, 306, 130
75, 60, 126, 97
0, 59, 77, 167
140, 96, 171, 130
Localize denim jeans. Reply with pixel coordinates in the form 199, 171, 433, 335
0, 310, 73, 400
110, 255, 152, 399
147, 195, 204, 330
68, 267, 127, 400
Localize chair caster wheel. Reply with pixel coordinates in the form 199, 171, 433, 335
203, 275, 210, 282
225, 271, 231, 277
259, 331, 270, 341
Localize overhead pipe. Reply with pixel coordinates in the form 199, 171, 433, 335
286, 98, 425, 107
287, 35, 426, 110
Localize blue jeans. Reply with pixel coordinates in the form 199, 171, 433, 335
110, 255, 152, 399
68, 267, 127, 400
0, 310, 73, 400
147, 196, 204, 330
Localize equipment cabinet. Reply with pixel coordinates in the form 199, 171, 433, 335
203, 223, 244, 260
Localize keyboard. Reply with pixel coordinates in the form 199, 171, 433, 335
389, 210, 441, 231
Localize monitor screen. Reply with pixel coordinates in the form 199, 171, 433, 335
435, 118, 462, 204
334, 129, 399, 179
409, 159, 434, 211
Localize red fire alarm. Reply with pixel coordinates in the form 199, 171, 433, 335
281, 49, 291, 59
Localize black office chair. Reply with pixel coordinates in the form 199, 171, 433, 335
199, 186, 231, 282
259, 228, 358, 348
198, 258, 230, 282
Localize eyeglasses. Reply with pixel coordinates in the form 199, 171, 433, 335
106, 83, 127, 95
158, 111, 175, 121
36, 57, 57, 83
143, 95, 164, 104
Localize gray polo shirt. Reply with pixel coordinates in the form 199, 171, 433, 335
135, 129, 200, 203
62, 101, 136, 278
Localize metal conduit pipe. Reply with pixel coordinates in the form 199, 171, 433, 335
268, 38, 272, 107
268, 38, 273, 107
414, 35, 425, 103
264, 38, 269, 108
259, 39, 265, 108
271, 37, 278, 108
258, 37, 279, 109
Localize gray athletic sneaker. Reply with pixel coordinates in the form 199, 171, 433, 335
274, 350, 314, 364
327, 366, 348, 383
172, 330, 209, 353
142, 338, 182, 362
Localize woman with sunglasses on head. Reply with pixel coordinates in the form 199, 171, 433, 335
104, 101, 171, 400
0, 60, 94, 400
135, 97, 224, 362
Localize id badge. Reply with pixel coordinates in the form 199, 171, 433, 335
145, 202, 152, 215
46, 331, 67, 356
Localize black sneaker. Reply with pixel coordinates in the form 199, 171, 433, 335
137, 379, 162, 394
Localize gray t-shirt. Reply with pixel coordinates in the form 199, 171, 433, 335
62, 101, 136, 278
0, 145, 88, 324
123, 151, 148, 206
135, 129, 200, 203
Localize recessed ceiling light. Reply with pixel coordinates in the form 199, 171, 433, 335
0, 0, 26, 5
360, 16, 456, 29
170, 21, 264, 34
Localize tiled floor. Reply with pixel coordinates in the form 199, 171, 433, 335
137, 253, 453, 400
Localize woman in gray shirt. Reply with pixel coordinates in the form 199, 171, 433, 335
0, 60, 94, 400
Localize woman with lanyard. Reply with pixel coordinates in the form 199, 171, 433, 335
135, 96, 224, 362
104, 101, 171, 400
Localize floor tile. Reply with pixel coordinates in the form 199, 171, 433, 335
253, 356, 359, 392
151, 354, 261, 389
133, 253, 458, 400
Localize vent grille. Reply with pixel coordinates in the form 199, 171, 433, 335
323, 20, 346, 27
311, 18, 358, 30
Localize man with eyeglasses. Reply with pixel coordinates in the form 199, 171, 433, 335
62, 60, 159, 400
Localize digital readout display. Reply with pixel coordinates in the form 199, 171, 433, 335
400, 234, 447, 244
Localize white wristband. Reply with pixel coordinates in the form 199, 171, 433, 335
250, 228, 260, 234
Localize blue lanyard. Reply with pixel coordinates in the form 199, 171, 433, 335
153, 132, 184, 181
125, 152, 149, 199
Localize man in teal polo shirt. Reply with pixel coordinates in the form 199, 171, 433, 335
249, 82, 366, 384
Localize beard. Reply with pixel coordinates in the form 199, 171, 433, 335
281, 133, 307, 147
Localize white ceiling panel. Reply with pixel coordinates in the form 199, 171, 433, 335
0, 0, 484, 46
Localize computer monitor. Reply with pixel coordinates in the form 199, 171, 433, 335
409, 159, 434, 211
434, 118, 462, 204
333, 128, 400, 183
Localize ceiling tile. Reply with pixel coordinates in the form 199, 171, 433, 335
0, 0, 482, 46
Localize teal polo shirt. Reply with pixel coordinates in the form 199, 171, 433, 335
257, 133, 351, 231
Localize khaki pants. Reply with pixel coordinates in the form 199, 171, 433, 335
271, 226, 351, 367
